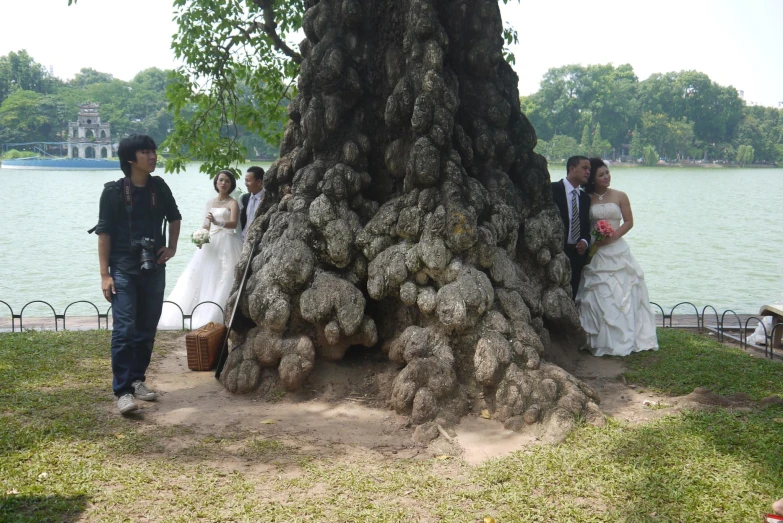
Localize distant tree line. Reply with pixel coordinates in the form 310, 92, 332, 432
521, 64, 782, 165
0, 50, 278, 160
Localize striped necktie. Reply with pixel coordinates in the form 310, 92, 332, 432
570, 189, 580, 243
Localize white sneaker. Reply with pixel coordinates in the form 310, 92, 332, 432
131, 380, 158, 401
117, 393, 138, 414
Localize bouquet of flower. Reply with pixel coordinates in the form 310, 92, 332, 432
191, 228, 210, 248
587, 219, 614, 261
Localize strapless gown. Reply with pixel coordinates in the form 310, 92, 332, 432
575, 202, 659, 356
158, 207, 242, 329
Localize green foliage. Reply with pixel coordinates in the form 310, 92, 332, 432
162, 0, 529, 175
571, 121, 612, 158
535, 134, 580, 162
162, 0, 305, 175
500, 0, 521, 64
736, 144, 755, 165
642, 144, 658, 166
638, 71, 743, 144
523, 63, 639, 151
0, 58, 176, 146
0, 89, 69, 143
628, 127, 644, 159
70, 67, 115, 87
52, 4, 783, 167
590, 122, 611, 157
501, 21, 519, 65
524, 62, 782, 164
579, 123, 591, 154
638, 112, 697, 160
65, 68, 177, 146
732, 106, 781, 162
0, 48, 279, 158
0, 49, 59, 106
1, 148, 38, 159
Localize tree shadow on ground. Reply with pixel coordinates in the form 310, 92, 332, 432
142, 347, 421, 457
2, 386, 128, 454
0, 494, 90, 523
474, 404, 783, 522
601, 405, 783, 521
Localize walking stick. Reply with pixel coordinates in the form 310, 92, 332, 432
215, 239, 258, 379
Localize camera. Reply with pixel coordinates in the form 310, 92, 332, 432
132, 237, 157, 273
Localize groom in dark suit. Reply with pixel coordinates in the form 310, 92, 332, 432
240, 166, 265, 240
552, 156, 592, 298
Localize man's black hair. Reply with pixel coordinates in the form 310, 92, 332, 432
213, 170, 237, 193
566, 155, 589, 174
246, 165, 265, 181
118, 135, 157, 176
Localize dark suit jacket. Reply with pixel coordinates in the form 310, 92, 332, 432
239, 193, 250, 232
551, 179, 591, 247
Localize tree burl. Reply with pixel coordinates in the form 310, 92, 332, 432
220, 0, 602, 439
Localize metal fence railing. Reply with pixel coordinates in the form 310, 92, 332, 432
1, 298, 780, 361
0, 299, 224, 333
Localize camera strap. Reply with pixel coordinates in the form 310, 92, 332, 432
122, 176, 158, 213
122, 177, 159, 247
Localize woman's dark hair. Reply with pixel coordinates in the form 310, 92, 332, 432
118, 134, 156, 176
585, 157, 607, 194
213, 170, 237, 193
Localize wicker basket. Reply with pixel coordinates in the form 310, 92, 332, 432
185, 322, 227, 371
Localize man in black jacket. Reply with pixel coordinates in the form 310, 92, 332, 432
551, 156, 591, 298
240, 165, 264, 240
95, 135, 181, 414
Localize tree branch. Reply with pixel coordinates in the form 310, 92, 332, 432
252, 0, 302, 64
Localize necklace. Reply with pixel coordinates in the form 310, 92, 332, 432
595, 190, 609, 201
217, 196, 230, 204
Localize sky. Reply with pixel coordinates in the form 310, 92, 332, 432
1, 0, 781, 108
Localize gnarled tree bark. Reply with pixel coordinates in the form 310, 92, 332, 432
220, 0, 602, 439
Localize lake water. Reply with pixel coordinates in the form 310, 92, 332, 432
1, 164, 781, 320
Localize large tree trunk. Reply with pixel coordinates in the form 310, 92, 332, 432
220, 0, 602, 437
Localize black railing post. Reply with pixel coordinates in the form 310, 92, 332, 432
0, 300, 14, 333
62, 301, 101, 331
19, 301, 58, 332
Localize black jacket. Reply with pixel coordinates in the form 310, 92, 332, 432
93, 176, 181, 272
551, 179, 591, 247
239, 192, 250, 232
240, 191, 264, 232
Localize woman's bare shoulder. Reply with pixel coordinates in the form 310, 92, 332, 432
614, 189, 630, 200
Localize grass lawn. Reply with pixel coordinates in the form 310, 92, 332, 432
0, 328, 781, 522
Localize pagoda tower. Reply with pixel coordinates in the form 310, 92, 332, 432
66, 103, 113, 159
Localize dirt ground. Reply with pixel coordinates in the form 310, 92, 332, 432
124, 334, 753, 466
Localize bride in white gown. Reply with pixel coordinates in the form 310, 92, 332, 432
159, 171, 243, 329
576, 158, 658, 356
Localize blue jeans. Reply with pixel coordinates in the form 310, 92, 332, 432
110, 267, 166, 396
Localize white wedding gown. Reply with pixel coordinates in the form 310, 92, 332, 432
576, 202, 659, 356
158, 207, 242, 330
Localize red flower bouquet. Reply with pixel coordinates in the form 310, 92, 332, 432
587, 219, 615, 261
